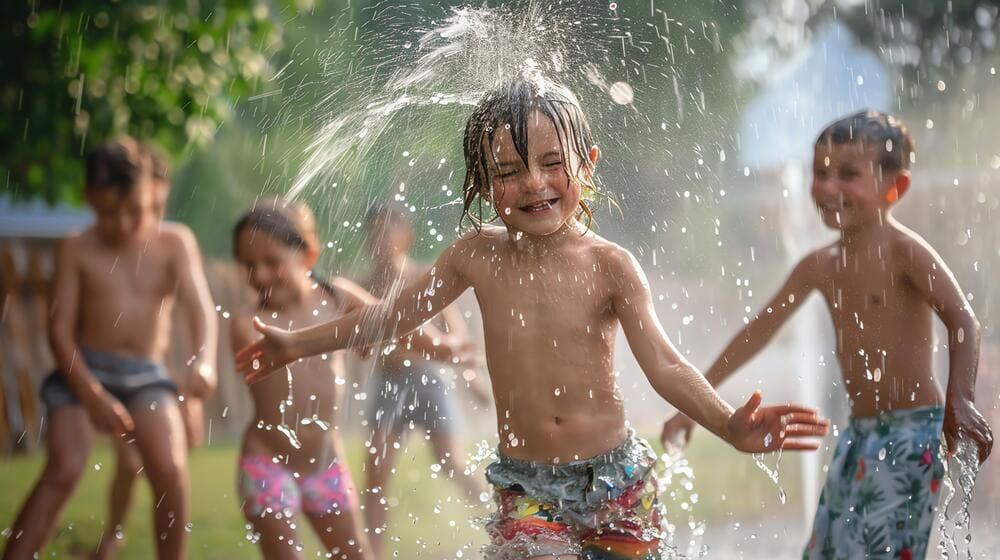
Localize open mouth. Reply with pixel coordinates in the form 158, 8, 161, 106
519, 198, 559, 213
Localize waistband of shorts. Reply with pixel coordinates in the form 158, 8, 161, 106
848, 405, 944, 433
492, 429, 652, 475
81, 347, 165, 376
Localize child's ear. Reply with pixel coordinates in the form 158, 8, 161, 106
588, 145, 600, 167
885, 170, 910, 204
303, 246, 319, 269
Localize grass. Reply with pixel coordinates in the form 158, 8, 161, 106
0, 432, 808, 558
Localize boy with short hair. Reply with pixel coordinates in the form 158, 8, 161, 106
2, 137, 217, 560
93, 141, 213, 560
660, 110, 993, 559
236, 76, 830, 559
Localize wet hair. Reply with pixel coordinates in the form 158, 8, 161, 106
84, 137, 147, 194
140, 141, 170, 182
233, 198, 341, 302
462, 75, 602, 230
233, 198, 319, 257
816, 110, 914, 173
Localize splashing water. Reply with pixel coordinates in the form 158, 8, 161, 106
275, 366, 301, 449
937, 438, 982, 559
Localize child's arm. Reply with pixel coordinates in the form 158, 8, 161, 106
237, 241, 471, 383
609, 247, 828, 452
661, 255, 820, 449
171, 226, 218, 398
48, 237, 134, 435
330, 275, 475, 365
902, 235, 993, 463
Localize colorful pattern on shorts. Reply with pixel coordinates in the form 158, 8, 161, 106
238, 455, 356, 517
484, 436, 665, 559
804, 405, 944, 560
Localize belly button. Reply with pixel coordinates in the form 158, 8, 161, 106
554, 416, 562, 425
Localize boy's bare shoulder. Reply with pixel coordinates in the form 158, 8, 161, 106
57, 226, 99, 259
795, 242, 839, 275
584, 233, 642, 278
156, 221, 202, 257
886, 222, 942, 271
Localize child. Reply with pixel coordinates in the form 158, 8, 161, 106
231, 199, 465, 559
659, 110, 993, 559
236, 76, 829, 559
360, 203, 490, 559
2, 137, 217, 560
94, 141, 210, 560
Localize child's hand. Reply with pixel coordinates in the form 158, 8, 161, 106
235, 317, 301, 384
181, 363, 217, 399
944, 399, 993, 464
81, 389, 134, 437
660, 413, 696, 454
725, 391, 829, 453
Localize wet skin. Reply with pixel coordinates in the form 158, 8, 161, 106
662, 142, 992, 463
238, 110, 829, 464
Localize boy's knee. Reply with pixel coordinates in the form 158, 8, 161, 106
44, 452, 88, 493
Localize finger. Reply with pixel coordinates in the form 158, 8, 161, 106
780, 423, 830, 438
765, 403, 822, 417
234, 342, 262, 364
943, 430, 957, 456
777, 412, 828, 427
778, 439, 822, 451
252, 316, 272, 335
741, 390, 763, 412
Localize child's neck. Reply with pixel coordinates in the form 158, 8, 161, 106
838, 211, 896, 248
505, 220, 587, 253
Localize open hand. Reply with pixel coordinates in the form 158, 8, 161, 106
726, 391, 829, 453
660, 412, 696, 454
235, 317, 301, 384
944, 399, 993, 464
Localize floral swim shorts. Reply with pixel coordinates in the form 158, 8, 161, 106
804, 405, 945, 560
238, 455, 358, 518
484, 433, 665, 559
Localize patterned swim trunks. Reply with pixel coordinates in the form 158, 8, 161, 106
238, 455, 358, 517
804, 405, 945, 560
484, 434, 665, 559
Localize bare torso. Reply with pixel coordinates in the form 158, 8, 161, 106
810, 228, 943, 417
240, 285, 348, 473
72, 224, 184, 361
453, 226, 628, 463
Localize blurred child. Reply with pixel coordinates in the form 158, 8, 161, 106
2, 137, 217, 560
660, 110, 993, 559
94, 141, 211, 560
236, 76, 829, 559
360, 203, 490, 559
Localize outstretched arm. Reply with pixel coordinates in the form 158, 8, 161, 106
610, 247, 827, 452
236, 241, 471, 382
902, 234, 992, 463
662, 254, 819, 448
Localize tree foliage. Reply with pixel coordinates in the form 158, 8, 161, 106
0, 0, 287, 203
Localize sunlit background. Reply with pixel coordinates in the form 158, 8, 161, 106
2, 1, 999, 558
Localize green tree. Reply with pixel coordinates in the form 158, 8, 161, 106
0, 0, 288, 203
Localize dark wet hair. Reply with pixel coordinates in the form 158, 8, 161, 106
462, 75, 602, 230
233, 198, 341, 303
233, 198, 318, 256
85, 137, 146, 194
140, 141, 169, 182
816, 110, 914, 173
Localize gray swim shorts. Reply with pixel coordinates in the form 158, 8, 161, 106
40, 348, 177, 413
